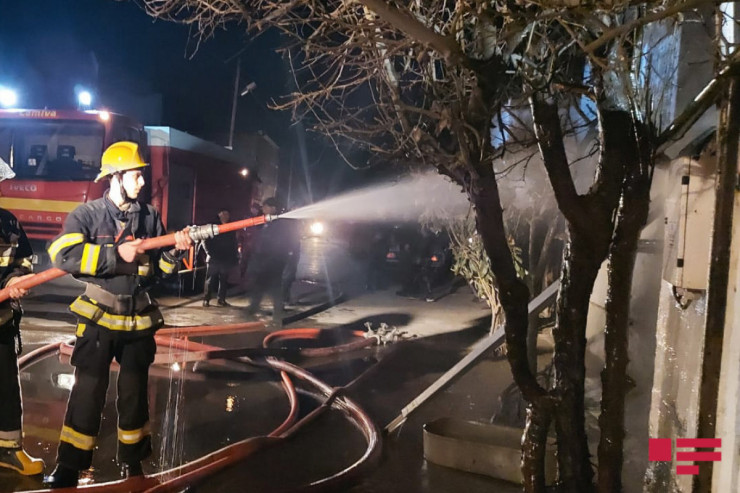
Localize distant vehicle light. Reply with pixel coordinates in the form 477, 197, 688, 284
56, 373, 75, 391
240, 168, 249, 177
98, 110, 110, 121
386, 252, 397, 260
430, 255, 439, 262
310, 221, 325, 236
0, 87, 18, 108
78, 90, 92, 107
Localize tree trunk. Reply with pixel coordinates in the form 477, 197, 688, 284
523, 404, 554, 492
552, 230, 603, 493
597, 127, 653, 492
468, 171, 553, 491
530, 97, 631, 492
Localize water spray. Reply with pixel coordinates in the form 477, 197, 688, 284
0, 214, 280, 302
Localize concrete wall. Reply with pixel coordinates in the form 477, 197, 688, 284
639, 11, 740, 493
643, 126, 740, 493
643, 146, 716, 493
588, 129, 721, 493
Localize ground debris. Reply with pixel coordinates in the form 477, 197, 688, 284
362, 322, 414, 345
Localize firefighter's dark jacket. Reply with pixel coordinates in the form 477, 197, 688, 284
0, 208, 33, 326
48, 195, 180, 333
203, 230, 238, 267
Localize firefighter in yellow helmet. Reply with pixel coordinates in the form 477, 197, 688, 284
95, 139, 149, 183
44, 142, 192, 488
0, 158, 44, 477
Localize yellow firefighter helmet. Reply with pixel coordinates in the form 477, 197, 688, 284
95, 141, 148, 182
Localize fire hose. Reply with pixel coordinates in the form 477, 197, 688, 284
0, 214, 279, 303
5, 213, 386, 491
20, 324, 382, 492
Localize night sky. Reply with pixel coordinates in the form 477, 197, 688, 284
0, 0, 288, 145
0, 0, 396, 201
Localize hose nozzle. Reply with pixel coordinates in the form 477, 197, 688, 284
188, 224, 219, 241
192, 214, 277, 239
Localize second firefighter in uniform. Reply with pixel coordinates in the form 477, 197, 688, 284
0, 158, 44, 477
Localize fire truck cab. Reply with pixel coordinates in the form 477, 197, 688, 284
0, 109, 143, 241
0, 109, 264, 286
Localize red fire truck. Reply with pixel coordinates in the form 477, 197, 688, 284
0, 108, 261, 252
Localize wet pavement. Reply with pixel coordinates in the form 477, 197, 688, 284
6, 238, 528, 493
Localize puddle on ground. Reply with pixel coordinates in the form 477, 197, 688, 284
12, 320, 513, 493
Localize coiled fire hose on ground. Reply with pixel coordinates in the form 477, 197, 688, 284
19, 323, 382, 492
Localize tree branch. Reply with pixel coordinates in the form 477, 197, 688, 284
358, 0, 466, 64
530, 95, 587, 229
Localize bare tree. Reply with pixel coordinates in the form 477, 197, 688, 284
135, 0, 740, 491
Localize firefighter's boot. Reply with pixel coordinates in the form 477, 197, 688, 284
0, 446, 44, 476
43, 464, 79, 488
121, 461, 143, 479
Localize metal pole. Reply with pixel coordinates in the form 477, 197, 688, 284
385, 280, 560, 433
227, 59, 241, 150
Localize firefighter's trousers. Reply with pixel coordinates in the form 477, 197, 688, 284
57, 321, 156, 470
204, 262, 232, 302
0, 321, 22, 449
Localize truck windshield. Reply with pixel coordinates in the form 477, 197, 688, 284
0, 120, 104, 181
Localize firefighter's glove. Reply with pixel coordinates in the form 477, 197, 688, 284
118, 238, 145, 263
5, 274, 34, 299
174, 228, 193, 251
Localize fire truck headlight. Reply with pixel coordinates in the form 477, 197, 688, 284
240, 168, 249, 177
310, 221, 325, 236
0, 87, 18, 108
